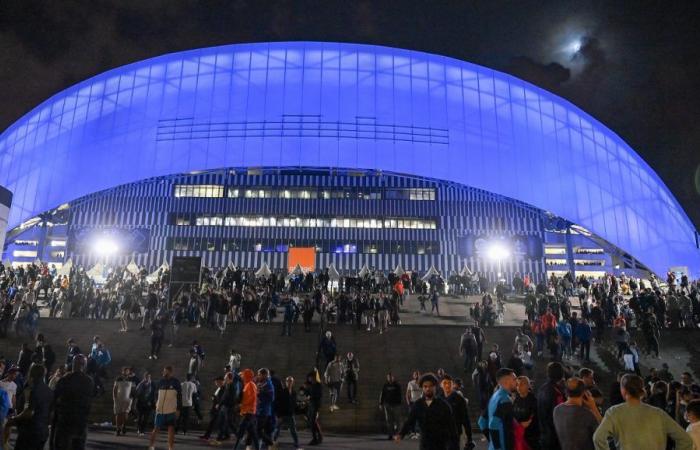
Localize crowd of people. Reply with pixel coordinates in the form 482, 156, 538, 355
1, 258, 700, 449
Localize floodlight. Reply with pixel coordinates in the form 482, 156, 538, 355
486, 241, 510, 261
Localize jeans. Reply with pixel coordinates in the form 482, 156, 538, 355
150, 336, 162, 357
233, 414, 259, 450
328, 382, 341, 406
176, 406, 191, 434
256, 415, 275, 446
463, 353, 475, 374
275, 415, 299, 447
282, 320, 292, 336
137, 405, 153, 433
307, 404, 322, 442
579, 340, 591, 361
216, 406, 230, 439
383, 404, 402, 436
346, 378, 357, 402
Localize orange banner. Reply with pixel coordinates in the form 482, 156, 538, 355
287, 247, 316, 273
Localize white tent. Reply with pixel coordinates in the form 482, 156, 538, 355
358, 263, 370, 278
224, 261, 237, 276
146, 260, 169, 283
393, 264, 405, 277
86, 262, 106, 283
459, 264, 473, 277
421, 265, 440, 282
126, 259, 140, 275
255, 262, 272, 279
327, 264, 341, 281
57, 258, 73, 277
288, 263, 306, 277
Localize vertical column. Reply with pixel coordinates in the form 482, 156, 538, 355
565, 225, 576, 279
0, 186, 12, 259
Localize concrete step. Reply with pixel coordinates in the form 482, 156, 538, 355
0, 318, 618, 433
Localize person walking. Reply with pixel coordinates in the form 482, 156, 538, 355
553, 377, 601, 450
255, 368, 276, 448
233, 368, 259, 450
274, 376, 301, 450
10, 363, 52, 450
318, 331, 337, 371
177, 373, 197, 435
113, 370, 134, 435
460, 327, 478, 375
537, 362, 565, 450
344, 352, 359, 404
281, 298, 296, 337
431, 291, 440, 316
511, 375, 538, 450
135, 372, 156, 436
148, 366, 182, 450
324, 355, 344, 412
380, 372, 403, 440
442, 374, 475, 450
305, 370, 324, 446
149, 314, 165, 360
593, 374, 693, 450
395, 372, 457, 449
479, 368, 516, 450
53, 354, 94, 450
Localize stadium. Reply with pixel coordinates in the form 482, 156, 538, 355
0, 41, 698, 281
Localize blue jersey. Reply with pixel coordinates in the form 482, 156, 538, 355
478, 387, 514, 450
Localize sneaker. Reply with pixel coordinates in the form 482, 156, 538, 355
153, 355, 158, 360
148, 355, 153, 360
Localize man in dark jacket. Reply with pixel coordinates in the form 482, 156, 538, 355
35, 334, 56, 382
134, 372, 156, 435
12, 363, 52, 450
536, 362, 565, 450
396, 373, 458, 449
380, 372, 403, 439
275, 376, 300, 448
442, 374, 475, 450
459, 328, 478, 375
201, 376, 225, 441
256, 368, 275, 447
53, 354, 94, 450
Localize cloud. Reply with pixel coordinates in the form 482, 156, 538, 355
504, 56, 571, 91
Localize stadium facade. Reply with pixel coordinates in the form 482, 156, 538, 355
0, 42, 697, 280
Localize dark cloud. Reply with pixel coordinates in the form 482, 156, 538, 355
504, 56, 571, 91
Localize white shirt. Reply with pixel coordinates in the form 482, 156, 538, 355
686, 421, 700, 450
181, 381, 197, 407
407, 380, 422, 403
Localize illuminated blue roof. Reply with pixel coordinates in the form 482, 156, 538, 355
0, 41, 697, 275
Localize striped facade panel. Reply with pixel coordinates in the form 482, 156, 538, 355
64, 168, 547, 281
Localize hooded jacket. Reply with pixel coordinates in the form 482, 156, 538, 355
239, 369, 258, 415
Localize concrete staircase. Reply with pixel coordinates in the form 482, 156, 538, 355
0, 318, 615, 433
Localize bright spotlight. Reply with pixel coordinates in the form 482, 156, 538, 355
93, 238, 119, 255
486, 241, 510, 261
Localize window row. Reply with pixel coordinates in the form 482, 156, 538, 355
172, 184, 436, 201
174, 185, 225, 198
166, 237, 440, 254
170, 214, 438, 230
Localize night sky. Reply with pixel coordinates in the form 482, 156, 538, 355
2, 1, 699, 226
